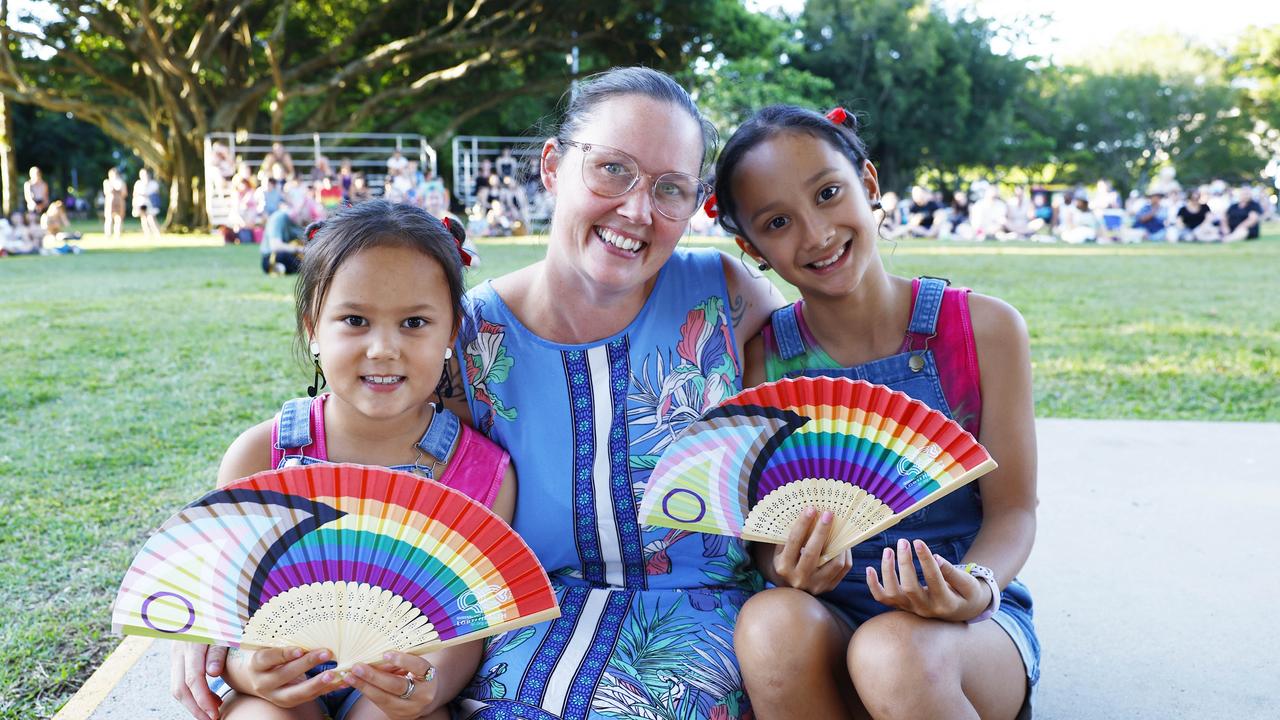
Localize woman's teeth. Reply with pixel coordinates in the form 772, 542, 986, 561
811, 242, 847, 268
596, 227, 645, 253
363, 375, 403, 385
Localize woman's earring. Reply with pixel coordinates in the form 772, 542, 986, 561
307, 341, 326, 398
444, 347, 453, 360
757, 261, 771, 271
871, 200, 883, 211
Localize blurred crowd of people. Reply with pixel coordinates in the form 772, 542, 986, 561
1, 166, 90, 256
877, 176, 1273, 244
463, 146, 552, 237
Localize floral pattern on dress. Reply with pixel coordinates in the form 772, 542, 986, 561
590, 595, 752, 720
627, 296, 737, 469
461, 299, 518, 432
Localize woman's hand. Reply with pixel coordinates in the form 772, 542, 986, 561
866, 538, 992, 622
222, 646, 344, 708
343, 652, 440, 719
169, 642, 227, 720
768, 508, 853, 595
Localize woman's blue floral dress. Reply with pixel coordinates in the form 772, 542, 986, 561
454, 247, 759, 720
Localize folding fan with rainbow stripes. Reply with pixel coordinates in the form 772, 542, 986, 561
637, 377, 997, 561
112, 464, 559, 670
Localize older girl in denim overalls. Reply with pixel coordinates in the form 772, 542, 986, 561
710, 106, 1040, 720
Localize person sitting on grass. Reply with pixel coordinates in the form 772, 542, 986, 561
172, 200, 514, 720
260, 199, 307, 275
1132, 191, 1169, 242
711, 104, 1039, 720
2, 211, 40, 255
1174, 190, 1222, 243
1224, 186, 1263, 242
39, 201, 84, 254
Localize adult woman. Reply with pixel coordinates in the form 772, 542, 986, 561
132, 168, 162, 241
103, 168, 128, 240
24, 166, 49, 214
168, 67, 781, 720
448, 67, 781, 719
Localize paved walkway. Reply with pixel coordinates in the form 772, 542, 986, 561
59, 419, 1280, 719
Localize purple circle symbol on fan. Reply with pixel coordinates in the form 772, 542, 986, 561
140, 591, 196, 634
662, 489, 706, 523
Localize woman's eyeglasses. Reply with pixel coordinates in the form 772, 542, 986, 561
559, 139, 708, 221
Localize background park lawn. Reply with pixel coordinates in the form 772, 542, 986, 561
1, 227, 1277, 717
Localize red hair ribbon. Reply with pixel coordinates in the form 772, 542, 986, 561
826, 107, 849, 125
306, 222, 323, 241
441, 216, 472, 267
703, 193, 719, 219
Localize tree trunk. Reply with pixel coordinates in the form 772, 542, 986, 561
0, 93, 17, 215
162, 133, 206, 230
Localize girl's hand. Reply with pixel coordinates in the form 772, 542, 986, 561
225, 646, 344, 708
344, 652, 439, 719
769, 508, 853, 595
866, 539, 992, 622
169, 642, 227, 720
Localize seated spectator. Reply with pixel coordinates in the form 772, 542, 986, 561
906, 185, 941, 238
258, 141, 295, 182
1224, 186, 1263, 241
24, 167, 50, 214
386, 149, 409, 178
420, 170, 451, 218
2, 212, 39, 255
485, 197, 513, 236
349, 172, 372, 203
970, 186, 1012, 241
209, 141, 235, 190
473, 158, 499, 208
311, 153, 333, 182
942, 190, 973, 240
878, 191, 908, 239
260, 201, 306, 274
229, 176, 261, 244
338, 159, 354, 201
1132, 192, 1168, 241
1005, 186, 1034, 239
497, 174, 530, 230
132, 169, 162, 242
1060, 196, 1100, 244
495, 146, 518, 183
1175, 191, 1221, 242
39, 201, 84, 254
1027, 190, 1054, 236
256, 165, 287, 217
284, 178, 324, 225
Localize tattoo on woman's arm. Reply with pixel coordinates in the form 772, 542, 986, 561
731, 294, 746, 329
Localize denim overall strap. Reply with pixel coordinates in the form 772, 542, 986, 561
275, 397, 314, 450
416, 406, 461, 462
771, 304, 808, 361
907, 277, 948, 336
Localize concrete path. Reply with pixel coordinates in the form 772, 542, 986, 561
60, 419, 1280, 719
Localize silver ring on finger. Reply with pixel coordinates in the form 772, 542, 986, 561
398, 672, 416, 700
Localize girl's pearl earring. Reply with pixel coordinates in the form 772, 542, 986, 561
444, 347, 453, 360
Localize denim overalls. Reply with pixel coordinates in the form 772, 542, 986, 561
274, 396, 462, 478
767, 278, 1039, 687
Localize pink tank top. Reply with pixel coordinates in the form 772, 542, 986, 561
269, 394, 508, 508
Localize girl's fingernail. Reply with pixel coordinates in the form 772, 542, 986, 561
383, 652, 395, 662
321, 672, 335, 683
804, 508, 815, 518
316, 650, 331, 661
883, 547, 892, 559
898, 538, 908, 551
352, 665, 367, 678
290, 648, 303, 659
820, 511, 832, 523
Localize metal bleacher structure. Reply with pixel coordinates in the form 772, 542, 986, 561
451, 134, 551, 228
202, 132, 437, 227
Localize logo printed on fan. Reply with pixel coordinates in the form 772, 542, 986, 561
897, 443, 942, 489
457, 584, 512, 622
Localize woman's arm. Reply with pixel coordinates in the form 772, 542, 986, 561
961, 293, 1038, 588
720, 252, 786, 362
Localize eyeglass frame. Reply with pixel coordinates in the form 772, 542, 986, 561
556, 138, 711, 221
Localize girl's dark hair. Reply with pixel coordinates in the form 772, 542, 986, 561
554, 66, 718, 172
294, 200, 467, 357
713, 105, 871, 237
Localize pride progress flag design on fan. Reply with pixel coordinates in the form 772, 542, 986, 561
113, 464, 558, 668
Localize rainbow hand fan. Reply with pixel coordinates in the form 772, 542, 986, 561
637, 377, 997, 562
112, 464, 559, 670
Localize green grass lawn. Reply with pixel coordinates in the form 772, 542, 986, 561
1, 227, 1277, 717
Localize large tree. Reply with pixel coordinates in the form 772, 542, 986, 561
789, 0, 1040, 192
0, 0, 762, 229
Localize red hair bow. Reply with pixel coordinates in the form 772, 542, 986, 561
826, 107, 849, 125
703, 193, 719, 219
441, 216, 472, 267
